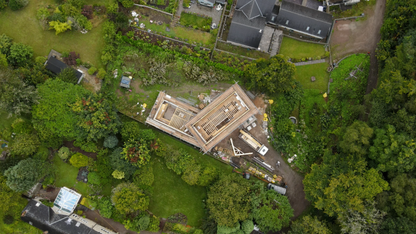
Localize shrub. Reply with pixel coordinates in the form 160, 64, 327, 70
69, 153, 90, 168
68, 0, 85, 8
241, 220, 254, 234
49, 21, 72, 35
133, 165, 154, 187
8, 42, 33, 67
3, 215, 14, 224
74, 14, 92, 30
76, 58, 82, 65
8, 0, 28, 11
82, 5, 93, 19
0, 0, 7, 10
42, 174, 55, 186
118, 0, 134, 8
104, 135, 118, 148
88, 67, 97, 75
34, 146, 49, 161
35, 56, 47, 64
88, 172, 100, 185
97, 197, 113, 218
112, 170, 125, 179
11, 118, 32, 134
198, 166, 217, 186
37, 7, 50, 20
58, 146, 71, 160
97, 68, 107, 79
147, 216, 160, 232
74, 140, 98, 152
63, 51, 80, 66
48, 13, 66, 22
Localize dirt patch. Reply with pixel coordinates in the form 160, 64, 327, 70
135, 7, 172, 24
63, 141, 97, 160
79, 66, 102, 93
330, 0, 386, 94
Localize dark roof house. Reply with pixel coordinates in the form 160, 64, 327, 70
45, 56, 84, 83
227, 0, 276, 48
274, 0, 333, 39
21, 199, 117, 234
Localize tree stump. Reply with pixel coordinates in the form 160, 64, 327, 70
311, 76, 316, 82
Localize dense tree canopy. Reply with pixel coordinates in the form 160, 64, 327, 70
110, 147, 136, 179
289, 215, 331, 234
71, 94, 121, 142
243, 55, 297, 95
250, 181, 293, 232
339, 121, 373, 156
304, 152, 389, 217
4, 159, 49, 192
369, 125, 416, 173
0, 68, 39, 117
33, 78, 88, 140
207, 174, 251, 227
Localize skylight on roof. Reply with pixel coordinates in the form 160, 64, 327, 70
54, 187, 82, 214
285, 20, 289, 25
318, 30, 321, 34
306, 26, 310, 31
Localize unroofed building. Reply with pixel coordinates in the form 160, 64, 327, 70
146, 84, 259, 152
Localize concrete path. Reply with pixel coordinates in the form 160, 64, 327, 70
294, 59, 326, 66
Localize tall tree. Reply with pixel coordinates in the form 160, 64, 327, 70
339, 121, 373, 156
71, 94, 121, 142
109, 147, 136, 179
250, 181, 293, 232
289, 215, 332, 234
338, 201, 386, 234
0, 68, 39, 117
243, 55, 297, 95
207, 174, 251, 227
4, 159, 49, 192
122, 139, 151, 167
32, 78, 88, 140
369, 125, 416, 173
303, 152, 389, 217
7, 42, 33, 67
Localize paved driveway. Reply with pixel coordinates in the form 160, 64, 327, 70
177, 0, 223, 26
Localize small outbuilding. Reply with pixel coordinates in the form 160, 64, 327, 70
45, 56, 84, 84
120, 76, 132, 88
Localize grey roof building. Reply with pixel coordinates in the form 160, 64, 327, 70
274, 0, 333, 39
45, 56, 84, 82
21, 199, 117, 234
227, 0, 276, 48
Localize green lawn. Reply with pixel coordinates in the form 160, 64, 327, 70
279, 37, 326, 60
180, 12, 212, 30
0, 0, 106, 67
149, 161, 207, 227
52, 156, 91, 196
294, 63, 330, 92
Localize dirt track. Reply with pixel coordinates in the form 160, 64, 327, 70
330, 0, 386, 94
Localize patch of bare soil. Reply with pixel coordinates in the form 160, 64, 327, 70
135, 7, 172, 24
330, 0, 386, 94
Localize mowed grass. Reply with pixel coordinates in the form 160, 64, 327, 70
279, 37, 326, 60
149, 161, 207, 227
180, 12, 212, 29
52, 156, 91, 196
0, 0, 106, 67
294, 63, 330, 92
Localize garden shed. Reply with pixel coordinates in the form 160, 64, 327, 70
120, 76, 132, 88
45, 56, 84, 84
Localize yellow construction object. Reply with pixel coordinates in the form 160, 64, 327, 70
263, 113, 268, 122
268, 99, 274, 104
323, 92, 327, 98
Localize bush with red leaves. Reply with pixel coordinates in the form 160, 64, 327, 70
63, 52, 80, 66
82, 5, 94, 19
